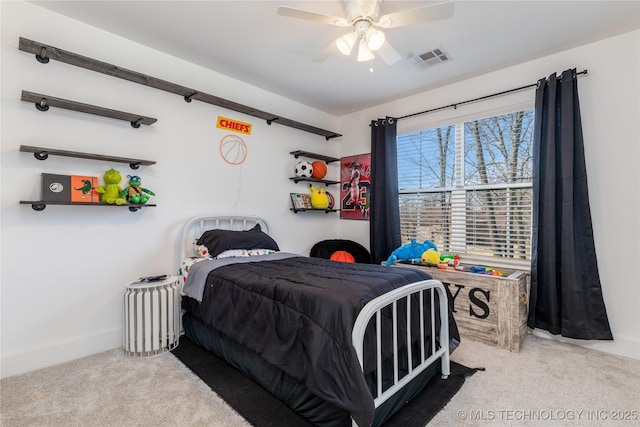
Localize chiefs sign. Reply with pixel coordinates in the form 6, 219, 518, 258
216, 116, 252, 135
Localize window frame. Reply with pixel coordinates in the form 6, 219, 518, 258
396, 99, 535, 271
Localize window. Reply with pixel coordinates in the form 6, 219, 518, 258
397, 108, 534, 268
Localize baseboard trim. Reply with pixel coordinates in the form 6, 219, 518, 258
532, 329, 640, 360
1, 328, 121, 379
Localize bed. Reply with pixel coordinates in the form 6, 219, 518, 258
178, 215, 460, 427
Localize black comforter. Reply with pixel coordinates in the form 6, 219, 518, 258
181, 256, 458, 427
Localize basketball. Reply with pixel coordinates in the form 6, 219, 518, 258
330, 251, 355, 263
311, 161, 327, 179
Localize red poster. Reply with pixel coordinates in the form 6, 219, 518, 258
340, 153, 371, 220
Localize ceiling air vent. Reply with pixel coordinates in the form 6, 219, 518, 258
409, 48, 449, 70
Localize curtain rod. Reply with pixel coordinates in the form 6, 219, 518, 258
395, 69, 588, 121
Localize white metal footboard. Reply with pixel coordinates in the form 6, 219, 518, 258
352, 279, 450, 424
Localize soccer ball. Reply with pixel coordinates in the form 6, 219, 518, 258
295, 161, 313, 178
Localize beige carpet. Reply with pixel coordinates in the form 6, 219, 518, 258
2, 335, 639, 426
1, 348, 250, 427
431, 335, 640, 426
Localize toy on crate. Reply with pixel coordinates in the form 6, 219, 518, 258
420, 249, 460, 270
385, 239, 438, 266
439, 252, 460, 270
95, 168, 127, 205
295, 161, 313, 178
421, 248, 441, 265
440, 252, 459, 266
121, 175, 155, 204
469, 266, 503, 276
309, 184, 329, 209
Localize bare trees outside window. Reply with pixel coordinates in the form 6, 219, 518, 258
397, 109, 533, 265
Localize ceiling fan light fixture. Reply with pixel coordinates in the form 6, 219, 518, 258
357, 40, 375, 62
378, 16, 393, 28
365, 27, 385, 51
278, 1, 455, 66
336, 32, 357, 56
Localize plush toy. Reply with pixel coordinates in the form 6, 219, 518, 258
385, 239, 438, 266
95, 168, 127, 205
120, 175, 155, 204
421, 248, 441, 265
195, 244, 210, 257
310, 184, 329, 209
440, 252, 460, 266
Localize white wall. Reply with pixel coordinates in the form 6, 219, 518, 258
0, 1, 343, 378
338, 30, 640, 360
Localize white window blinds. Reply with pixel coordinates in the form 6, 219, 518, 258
397, 109, 534, 268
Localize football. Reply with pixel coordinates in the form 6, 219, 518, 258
295, 161, 313, 178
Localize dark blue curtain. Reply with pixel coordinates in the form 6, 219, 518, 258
370, 117, 401, 264
527, 68, 612, 340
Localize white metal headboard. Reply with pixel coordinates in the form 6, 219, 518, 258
179, 215, 271, 261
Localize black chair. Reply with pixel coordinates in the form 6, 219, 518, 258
309, 239, 372, 264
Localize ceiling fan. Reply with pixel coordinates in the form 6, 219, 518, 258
277, 0, 454, 65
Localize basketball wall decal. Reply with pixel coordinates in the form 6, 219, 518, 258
220, 134, 247, 165
311, 161, 327, 179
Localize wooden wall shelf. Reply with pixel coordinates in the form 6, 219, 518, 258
20, 145, 156, 169
290, 207, 338, 214
19, 37, 341, 140
21, 90, 157, 128
20, 200, 156, 212
289, 177, 340, 185
290, 150, 340, 163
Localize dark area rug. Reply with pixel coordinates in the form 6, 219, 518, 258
172, 336, 479, 427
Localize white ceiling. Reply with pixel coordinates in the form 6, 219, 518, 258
30, 1, 640, 116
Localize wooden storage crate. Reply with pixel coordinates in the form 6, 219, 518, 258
391, 263, 530, 352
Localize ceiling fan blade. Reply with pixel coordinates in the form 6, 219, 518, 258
375, 41, 403, 65
312, 41, 339, 63
376, 1, 454, 29
277, 6, 350, 26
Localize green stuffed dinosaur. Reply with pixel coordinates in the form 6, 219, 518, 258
95, 168, 127, 205
120, 175, 155, 204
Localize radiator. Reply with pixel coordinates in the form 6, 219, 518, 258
123, 276, 181, 357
